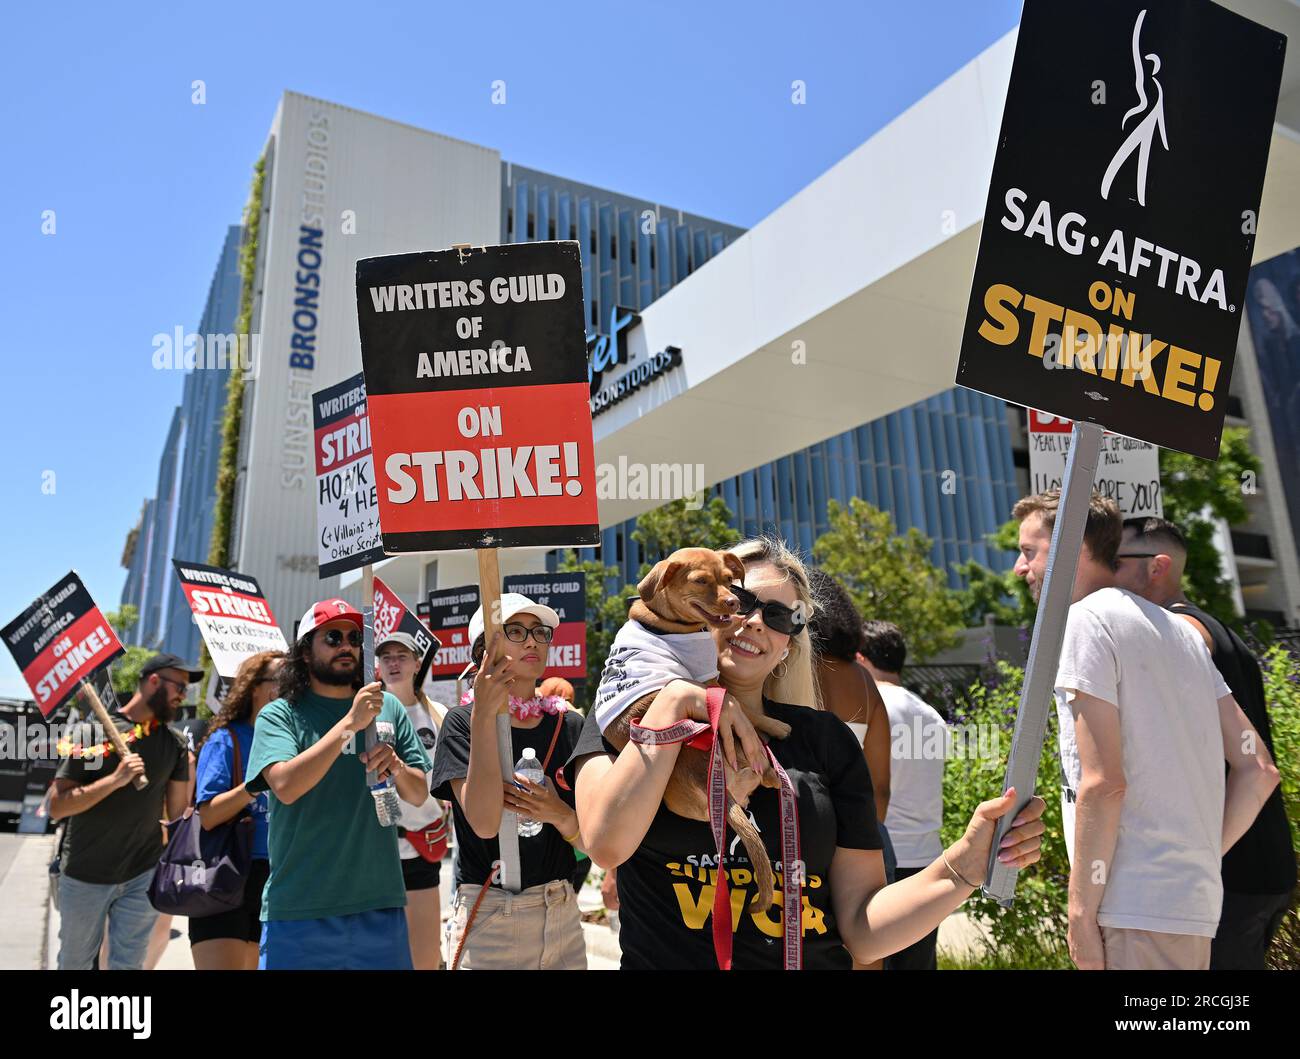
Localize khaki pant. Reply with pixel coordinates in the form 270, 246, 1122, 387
1101, 927, 1212, 970
446, 879, 586, 970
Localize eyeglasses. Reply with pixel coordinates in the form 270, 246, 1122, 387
156, 675, 189, 693
731, 585, 806, 636
1116, 552, 1160, 560
502, 623, 554, 645
321, 628, 362, 648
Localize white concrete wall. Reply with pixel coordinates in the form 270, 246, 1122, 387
232, 92, 501, 633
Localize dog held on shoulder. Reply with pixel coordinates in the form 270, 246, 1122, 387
593, 546, 791, 910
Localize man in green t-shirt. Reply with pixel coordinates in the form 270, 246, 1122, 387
246, 599, 431, 970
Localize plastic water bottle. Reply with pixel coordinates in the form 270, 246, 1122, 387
515, 748, 545, 838
365, 720, 401, 827
370, 779, 401, 827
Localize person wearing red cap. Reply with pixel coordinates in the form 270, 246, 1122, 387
244, 599, 432, 970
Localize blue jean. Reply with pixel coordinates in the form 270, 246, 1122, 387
57, 868, 158, 970
258, 907, 412, 970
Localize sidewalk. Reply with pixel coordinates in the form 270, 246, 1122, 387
3, 831, 971, 971
0, 832, 56, 970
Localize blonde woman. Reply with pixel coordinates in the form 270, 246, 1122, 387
572, 536, 1047, 970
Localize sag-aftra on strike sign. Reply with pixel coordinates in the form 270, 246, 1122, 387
956, 0, 1286, 458
355, 242, 599, 552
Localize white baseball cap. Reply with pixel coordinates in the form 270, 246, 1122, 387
468, 593, 560, 645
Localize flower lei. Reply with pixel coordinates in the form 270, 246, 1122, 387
459, 689, 567, 720
56, 718, 161, 760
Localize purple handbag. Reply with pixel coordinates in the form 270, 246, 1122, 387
147, 729, 254, 918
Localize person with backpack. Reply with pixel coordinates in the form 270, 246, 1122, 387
188, 650, 284, 970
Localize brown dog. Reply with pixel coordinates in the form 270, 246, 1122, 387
603, 547, 792, 912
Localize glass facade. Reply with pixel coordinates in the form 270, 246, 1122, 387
504, 164, 1018, 588
120, 225, 244, 656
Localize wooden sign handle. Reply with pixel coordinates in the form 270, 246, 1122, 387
80, 680, 148, 791
477, 546, 521, 893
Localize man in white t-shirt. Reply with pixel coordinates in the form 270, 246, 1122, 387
1013, 490, 1280, 970
858, 620, 949, 971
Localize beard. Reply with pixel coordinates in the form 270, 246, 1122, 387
146, 684, 176, 722
311, 651, 360, 688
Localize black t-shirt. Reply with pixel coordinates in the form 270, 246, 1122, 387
567, 699, 883, 970
429, 705, 584, 890
55, 715, 189, 884
1169, 602, 1297, 894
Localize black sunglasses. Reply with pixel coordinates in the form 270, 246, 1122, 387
321, 628, 362, 648
1116, 552, 1160, 560
731, 584, 806, 636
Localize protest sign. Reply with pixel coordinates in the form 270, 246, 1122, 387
1028, 410, 1162, 518
955, 0, 1286, 459
502, 572, 586, 683
373, 575, 441, 686
423, 584, 481, 679
355, 241, 599, 552
2, 572, 125, 718
172, 561, 289, 679
313, 372, 385, 578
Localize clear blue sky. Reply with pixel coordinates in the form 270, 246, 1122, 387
0, 0, 1022, 697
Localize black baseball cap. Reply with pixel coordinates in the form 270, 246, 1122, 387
140, 653, 204, 684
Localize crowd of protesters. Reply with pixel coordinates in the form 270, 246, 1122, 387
44, 496, 1293, 971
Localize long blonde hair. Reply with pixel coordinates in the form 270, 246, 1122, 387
729, 536, 822, 710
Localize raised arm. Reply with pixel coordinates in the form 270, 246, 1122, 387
262, 683, 382, 805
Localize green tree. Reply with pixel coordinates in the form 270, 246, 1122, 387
812, 498, 964, 661
955, 426, 1264, 633
102, 605, 157, 697
630, 495, 737, 575
1159, 425, 1262, 629
953, 519, 1036, 629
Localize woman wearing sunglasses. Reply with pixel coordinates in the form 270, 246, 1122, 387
428, 593, 587, 969
189, 650, 284, 969
571, 536, 1049, 970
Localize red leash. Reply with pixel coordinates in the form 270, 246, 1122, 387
629, 687, 802, 970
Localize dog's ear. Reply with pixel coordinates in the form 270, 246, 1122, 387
638, 560, 682, 601
720, 551, 745, 584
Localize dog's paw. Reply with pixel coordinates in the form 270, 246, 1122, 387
766, 719, 792, 740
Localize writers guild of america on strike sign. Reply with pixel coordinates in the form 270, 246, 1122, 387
955, 0, 1286, 459
355, 241, 599, 553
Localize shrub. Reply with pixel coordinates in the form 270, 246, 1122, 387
938, 662, 1072, 968
1261, 644, 1300, 970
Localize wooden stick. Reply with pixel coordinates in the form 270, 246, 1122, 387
477, 546, 521, 893
361, 564, 374, 617
80, 680, 148, 791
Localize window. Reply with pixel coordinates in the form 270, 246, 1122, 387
507, 208, 513, 237
649, 243, 656, 271
527, 213, 535, 239
548, 217, 556, 240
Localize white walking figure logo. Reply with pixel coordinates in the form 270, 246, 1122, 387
1100, 8, 1169, 206
730, 810, 760, 857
